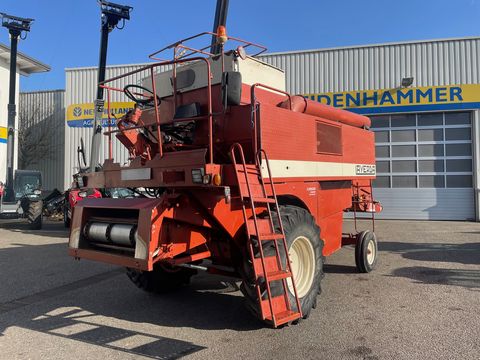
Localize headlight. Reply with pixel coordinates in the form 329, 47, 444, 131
191, 168, 205, 184
202, 174, 211, 185
78, 191, 87, 198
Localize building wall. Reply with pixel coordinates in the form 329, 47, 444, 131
259, 37, 480, 220
19, 90, 65, 191
0, 59, 20, 185
258, 37, 480, 93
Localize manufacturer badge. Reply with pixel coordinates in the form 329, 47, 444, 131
355, 164, 376, 175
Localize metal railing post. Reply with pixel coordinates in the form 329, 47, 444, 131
150, 67, 163, 157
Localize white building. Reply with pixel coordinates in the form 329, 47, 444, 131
0, 43, 49, 185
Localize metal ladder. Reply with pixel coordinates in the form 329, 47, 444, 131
230, 143, 302, 327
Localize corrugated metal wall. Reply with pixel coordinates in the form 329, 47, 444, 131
258, 37, 480, 221
19, 90, 65, 191
258, 37, 480, 93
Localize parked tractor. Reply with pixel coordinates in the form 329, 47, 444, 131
0, 170, 43, 229
64, 138, 141, 228
0, 13, 43, 230
68, 20, 381, 327
64, 171, 102, 228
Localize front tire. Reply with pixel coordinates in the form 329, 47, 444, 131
126, 263, 196, 294
241, 205, 323, 323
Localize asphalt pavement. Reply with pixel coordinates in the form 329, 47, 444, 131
0, 219, 478, 359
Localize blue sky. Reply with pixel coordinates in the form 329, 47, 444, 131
1, 0, 479, 91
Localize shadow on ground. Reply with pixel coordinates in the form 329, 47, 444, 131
0, 270, 259, 358
391, 266, 480, 289
324, 264, 357, 274
0, 221, 266, 358
0, 220, 68, 239
0, 237, 260, 358
380, 241, 480, 266
7, 307, 206, 359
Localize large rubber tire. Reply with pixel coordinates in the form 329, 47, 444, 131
355, 230, 378, 273
241, 205, 324, 323
63, 204, 71, 228
27, 200, 43, 230
126, 263, 196, 294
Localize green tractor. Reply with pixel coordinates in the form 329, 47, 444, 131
0, 170, 43, 230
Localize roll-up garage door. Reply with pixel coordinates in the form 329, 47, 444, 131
371, 111, 475, 220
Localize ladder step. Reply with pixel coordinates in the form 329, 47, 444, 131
238, 183, 266, 199
253, 233, 284, 241
266, 310, 302, 326
265, 270, 292, 281
248, 197, 276, 204
235, 164, 261, 174
247, 218, 273, 236
253, 256, 280, 277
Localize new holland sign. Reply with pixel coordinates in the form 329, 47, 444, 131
66, 102, 135, 127
305, 84, 480, 114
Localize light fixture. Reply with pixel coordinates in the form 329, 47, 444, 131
401, 77, 414, 88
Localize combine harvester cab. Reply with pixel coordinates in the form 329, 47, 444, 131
69, 27, 381, 327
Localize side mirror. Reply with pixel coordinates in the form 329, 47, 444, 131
222, 71, 242, 106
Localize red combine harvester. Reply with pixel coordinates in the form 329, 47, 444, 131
69, 26, 381, 327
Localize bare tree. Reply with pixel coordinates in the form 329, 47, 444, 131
17, 99, 58, 169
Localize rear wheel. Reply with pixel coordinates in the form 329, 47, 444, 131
355, 230, 378, 273
126, 263, 196, 293
27, 200, 43, 230
240, 205, 323, 324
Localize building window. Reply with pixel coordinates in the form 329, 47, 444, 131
370, 111, 473, 189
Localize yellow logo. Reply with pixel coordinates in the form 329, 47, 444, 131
0, 126, 7, 143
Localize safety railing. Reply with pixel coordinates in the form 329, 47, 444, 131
100, 56, 213, 163
99, 31, 268, 166
148, 31, 267, 61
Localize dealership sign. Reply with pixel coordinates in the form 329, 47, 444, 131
0, 126, 7, 144
66, 84, 480, 127
305, 84, 480, 114
66, 101, 135, 127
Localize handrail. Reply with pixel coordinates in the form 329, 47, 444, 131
98, 56, 214, 164
107, 89, 112, 160
149, 31, 267, 61
250, 83, 292, 110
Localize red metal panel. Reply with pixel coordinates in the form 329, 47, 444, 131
318, 211, 344, 256
259, 103, 375, 167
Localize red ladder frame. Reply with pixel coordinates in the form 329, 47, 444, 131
230, 143, 302, 327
